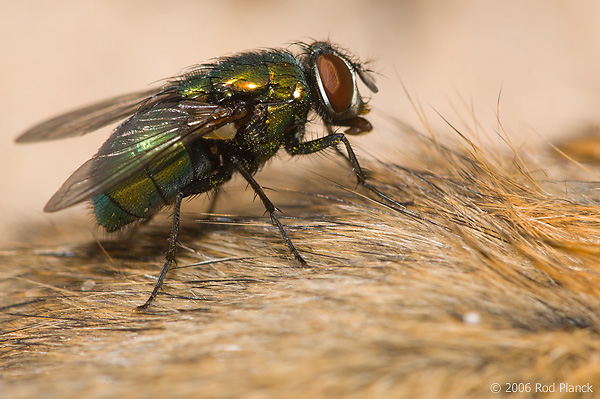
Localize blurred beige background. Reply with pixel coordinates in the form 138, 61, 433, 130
2, 0, 600, 242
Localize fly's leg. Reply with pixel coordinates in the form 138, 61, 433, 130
138, 192, 184, 309
325, 124, 357, 171
229, 155, 307, 266
138, 168, 233, 309
286, 131, 412, 208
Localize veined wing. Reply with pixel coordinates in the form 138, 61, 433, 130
16, 88, 167, 142
44, 100, 248, 212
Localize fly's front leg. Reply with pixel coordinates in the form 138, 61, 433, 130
229, 155, 306, 266
286, 131, 412, 208
286, 131, 369, 183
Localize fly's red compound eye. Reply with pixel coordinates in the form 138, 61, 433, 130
316, 53, 354, 113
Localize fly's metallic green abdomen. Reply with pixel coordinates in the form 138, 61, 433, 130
93, 141, 217, 231
17, 41, 381, 308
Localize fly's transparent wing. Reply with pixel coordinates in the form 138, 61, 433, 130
44, 100, 248, 212
15, 88, 167, 143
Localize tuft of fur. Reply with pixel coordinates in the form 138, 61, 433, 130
2, 114, 600, 398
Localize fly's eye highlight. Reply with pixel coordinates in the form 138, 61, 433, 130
316, 53, 354, 113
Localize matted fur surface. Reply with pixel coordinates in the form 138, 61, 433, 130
2, 118, 600, 398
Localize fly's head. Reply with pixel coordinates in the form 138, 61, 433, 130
300, 41, 378, 135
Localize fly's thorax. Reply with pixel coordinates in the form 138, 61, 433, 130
175, 50, 310, 107
175, 54, 269, 102
175, 50, 313, 163
231, 93, 310, 164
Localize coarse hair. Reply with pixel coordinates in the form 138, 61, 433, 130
2, 109, 600, 398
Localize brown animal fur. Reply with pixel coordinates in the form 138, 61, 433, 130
2, 112, 600, 398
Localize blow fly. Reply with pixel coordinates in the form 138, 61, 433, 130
16, 41, 385, 308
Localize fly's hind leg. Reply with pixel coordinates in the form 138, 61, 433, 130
138, 192, 184, 310
229, 155, 307, 266
138, 168, 233, 309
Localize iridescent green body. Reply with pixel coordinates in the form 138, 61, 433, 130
94, 50, 312, 230
18, 41, 380, 308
